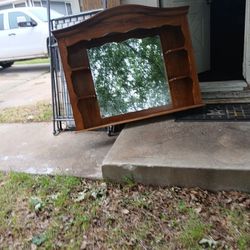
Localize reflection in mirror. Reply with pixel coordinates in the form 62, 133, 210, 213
87, 36, 171, 118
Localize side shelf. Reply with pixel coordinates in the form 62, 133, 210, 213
160, 26, 197, 108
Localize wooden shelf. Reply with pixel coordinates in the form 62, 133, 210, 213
71, 66, 90, 72
169, 75, 190, 83
164, 50, 190, 79
161, 26, 185, 51
165, 46, 186, 55
77, 94, 97, 100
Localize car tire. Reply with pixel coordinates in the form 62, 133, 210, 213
47, 37, 50, 57
0, 62, 14, 68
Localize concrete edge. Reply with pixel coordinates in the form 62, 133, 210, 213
102, 164, 250, 192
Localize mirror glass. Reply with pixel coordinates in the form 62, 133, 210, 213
87, 35, 171, 118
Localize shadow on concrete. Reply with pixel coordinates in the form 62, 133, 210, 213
0, 63, 50, 73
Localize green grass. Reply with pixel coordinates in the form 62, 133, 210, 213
238, 234, 250, 250
179, 212, 210, 249
0, 102, 52, 123
15, 58, 49, 65
0, 172, 249, 249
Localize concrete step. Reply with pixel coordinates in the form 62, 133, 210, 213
200, 80, 248, 93
102, 118, 250, 192
199, 80, 250, 103
202, 90, 250, 103
204, 97, 250, 104
0, 123, 115, 178
202, 89, 250, 100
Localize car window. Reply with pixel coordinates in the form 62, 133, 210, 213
8, 11, 32, 29
0, 14, 4, 30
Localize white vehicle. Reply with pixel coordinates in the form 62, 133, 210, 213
0, 7, 62, 68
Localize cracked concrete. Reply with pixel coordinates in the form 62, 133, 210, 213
0, 64, 51, 109
102, 118, 250, 191
0, 123, 116, 179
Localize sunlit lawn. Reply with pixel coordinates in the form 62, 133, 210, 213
0, 102, 52, 123
0, 172, 249, 249
15, 58, 50, 65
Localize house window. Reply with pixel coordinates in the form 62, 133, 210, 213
0, 4, 13, 11
33, 1, 42, 7
50, 2, 67, 15
8, 11, 32, 29
0, 14, 4, 30
14, 2, 26, 8
41, 0, 47, 7
66, 3, 72, 15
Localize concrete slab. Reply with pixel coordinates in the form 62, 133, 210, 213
200, 80, 247, 92
102, 118, 250, 192
0, 64, 51, 109
0, 123, 116, 178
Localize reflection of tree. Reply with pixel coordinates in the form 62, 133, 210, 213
87, 36, 171, 118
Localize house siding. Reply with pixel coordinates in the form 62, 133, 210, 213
0, 0, 81, 14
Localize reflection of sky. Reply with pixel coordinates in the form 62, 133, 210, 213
87, 36, 172, 118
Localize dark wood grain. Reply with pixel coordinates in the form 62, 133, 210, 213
53, 4, 203, 131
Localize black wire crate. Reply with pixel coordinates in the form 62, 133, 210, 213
50, 10, 102, 134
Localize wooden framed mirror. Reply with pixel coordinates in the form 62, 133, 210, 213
53, 5, 203, 131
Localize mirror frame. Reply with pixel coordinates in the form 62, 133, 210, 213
53, 4, 204, 131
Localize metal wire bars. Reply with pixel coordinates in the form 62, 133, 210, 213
50, 10, 102, 134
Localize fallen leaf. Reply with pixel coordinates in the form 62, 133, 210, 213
49, 193, 59, 200
35, 203, 42, 212
225, 198, 232, 204
121, 209, 130, 215
194, 207, 202, 214
31, 234, 46, 246
80, 240, 87, 249
75, 191, 87, 202
30, 243, 37, 250
199, 237, 218, 249
29, 197, 43, 212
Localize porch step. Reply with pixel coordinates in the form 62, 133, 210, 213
200, 80, 250, 103
203, 97, 250, 104
102, 118, 250, 192
200, 80, 248, 92
202, 90, 250, 103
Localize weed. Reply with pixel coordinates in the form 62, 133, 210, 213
227, 209, 245, 228
179, 213, 210, 249
237, 233, 250, 250
178, 200, 188, 213
122, 174, 136, 187
225, 208, 250, 250
9, 172, 35, 189
32, 233, 47, 246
